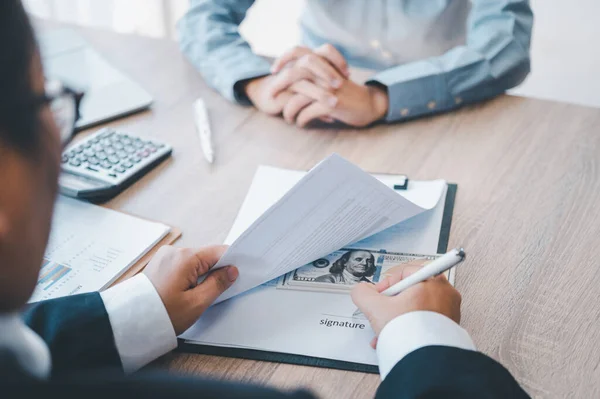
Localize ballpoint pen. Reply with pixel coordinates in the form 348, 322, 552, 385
353, 247, 466, 317
193, 98, 214, 164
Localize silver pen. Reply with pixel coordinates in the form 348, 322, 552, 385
193, 98, 214, 164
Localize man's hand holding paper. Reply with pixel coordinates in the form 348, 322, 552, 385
144, 245, 238, 335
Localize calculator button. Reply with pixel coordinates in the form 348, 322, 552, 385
148, 147, 157, 153
116, 150, 128, 159
133, 140, 144, 149
138, 150, 150, 158
122, 137, 132, 145
69, 159, 81, 167
105, 147, 116, 155
96, 152, 108, 160
124, 145, 136, 153
80, 155, 88, 162
83, 148, 94, 157
108, 155, 120, 164
88, 157, 99, 165
61, 155, 68, 163
113, 142, 124, 150
122, 161, 133, 169
83, 142, 92, 149
114, 166, 126, 173
90, 138, 100, 144
129, 156, 141, 163
100, 160, 112, 169
74, 147, 83, 154
155, 143, 165, 149
100, 139, 112, 147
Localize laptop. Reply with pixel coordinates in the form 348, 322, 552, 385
38, 28, 153, 130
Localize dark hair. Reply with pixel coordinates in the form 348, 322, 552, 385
329, 250, 376, 277
0, 0, 41, 154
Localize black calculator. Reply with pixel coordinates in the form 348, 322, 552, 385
59, 128, 172, 202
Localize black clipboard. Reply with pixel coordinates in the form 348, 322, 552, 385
177, 183, 458, 374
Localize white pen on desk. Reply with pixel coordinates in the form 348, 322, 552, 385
353, 247, 466, 317
193, 98, 214, 164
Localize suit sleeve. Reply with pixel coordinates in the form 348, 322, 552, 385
8, 368, 317, 399
375, 346, 530, 398
22, 293, 122, 376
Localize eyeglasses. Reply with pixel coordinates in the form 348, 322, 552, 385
44, 80, 84, 147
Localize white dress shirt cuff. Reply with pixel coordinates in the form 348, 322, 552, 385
100, 274, 177, 373
376, 311, 476, 380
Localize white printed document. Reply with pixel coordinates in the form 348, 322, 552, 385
181, 154, 453, 369
30, 196, 170, 302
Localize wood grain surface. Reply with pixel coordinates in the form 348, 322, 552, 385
45, 22, 600, 398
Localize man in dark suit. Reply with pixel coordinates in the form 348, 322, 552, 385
0, 1, 529, 397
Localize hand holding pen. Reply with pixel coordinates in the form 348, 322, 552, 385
351, 248, 465, 349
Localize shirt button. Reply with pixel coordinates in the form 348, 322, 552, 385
400, 108, 410, 117
427, 101, 437, 110
455, 97, 463, 105
370, 39, 381, 49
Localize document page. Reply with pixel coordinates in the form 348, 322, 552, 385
213, 154, 446, 303
29, 196, 170, 302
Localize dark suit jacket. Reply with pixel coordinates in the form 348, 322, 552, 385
0, 293, 530, 398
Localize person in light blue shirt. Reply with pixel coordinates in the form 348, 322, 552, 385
178, 0, 533, 128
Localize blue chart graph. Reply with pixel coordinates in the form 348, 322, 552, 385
37, 259, 72, 291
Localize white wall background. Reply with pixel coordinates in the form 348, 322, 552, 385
24, 0, 600, 108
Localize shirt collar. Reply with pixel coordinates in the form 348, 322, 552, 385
0, 313, 51, 379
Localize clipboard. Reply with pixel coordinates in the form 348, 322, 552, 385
177, 184, 458, 374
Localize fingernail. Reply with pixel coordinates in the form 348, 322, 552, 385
328, 97, 338, 107
331, 79, 342, 88
227, 266, 239, 282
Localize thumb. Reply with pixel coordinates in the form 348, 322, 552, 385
194, 245, 228, 276
351, 282, 384, 321
191, 266, 239, 308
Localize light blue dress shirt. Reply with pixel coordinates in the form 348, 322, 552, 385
178, 0, 533, 122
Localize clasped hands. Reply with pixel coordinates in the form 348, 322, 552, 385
244, 44, 389, 128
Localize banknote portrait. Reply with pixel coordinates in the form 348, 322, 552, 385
313, 250, 376, 285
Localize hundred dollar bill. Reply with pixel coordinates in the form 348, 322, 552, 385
278, 248, 451, 294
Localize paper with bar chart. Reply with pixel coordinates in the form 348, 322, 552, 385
29, 196, 170, 302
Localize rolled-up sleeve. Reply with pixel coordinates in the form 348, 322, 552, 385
177, 0, 272, 104
367, 0, 533, 122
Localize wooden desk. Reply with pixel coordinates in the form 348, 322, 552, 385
63, 24, 600, 398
